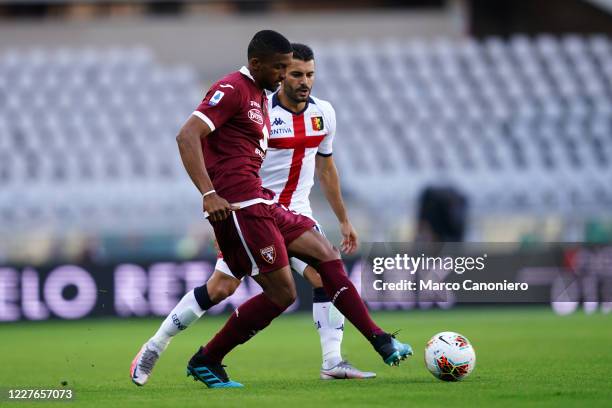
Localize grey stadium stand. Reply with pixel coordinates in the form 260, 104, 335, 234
1, 35, 611, 239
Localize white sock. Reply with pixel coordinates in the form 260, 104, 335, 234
149, 290, 205, 353
313, 301, 345, 369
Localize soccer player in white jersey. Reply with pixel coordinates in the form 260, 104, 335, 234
131, 43, 376, 384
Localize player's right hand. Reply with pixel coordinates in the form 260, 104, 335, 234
204, 193, 239, 222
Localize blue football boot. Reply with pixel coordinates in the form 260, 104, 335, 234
371, 332, 413, 366
187, 348, 243, 388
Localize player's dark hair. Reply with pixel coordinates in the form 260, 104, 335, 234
248, 30, 292, 59
291, 43, 314, 62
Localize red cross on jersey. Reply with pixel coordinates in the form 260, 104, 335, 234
259, 92, 336, 219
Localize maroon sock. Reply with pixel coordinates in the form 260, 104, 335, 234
316, 259, 384, 339
201, 293, 285, 363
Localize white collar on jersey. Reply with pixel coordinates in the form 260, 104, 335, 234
239, 66, 255, 82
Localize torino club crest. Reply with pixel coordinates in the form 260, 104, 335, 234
260, 245, 276, 264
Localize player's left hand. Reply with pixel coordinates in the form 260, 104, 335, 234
340, 220, 358, 254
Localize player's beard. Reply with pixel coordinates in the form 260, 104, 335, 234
287, 85, 310, 104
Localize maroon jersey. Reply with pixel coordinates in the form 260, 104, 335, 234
192, 66, 272, 203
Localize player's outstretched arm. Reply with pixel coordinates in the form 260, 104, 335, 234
176, 116, 237, 221
315, 154, 358, 254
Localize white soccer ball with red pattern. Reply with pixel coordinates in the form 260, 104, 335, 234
424, 331, 476, 381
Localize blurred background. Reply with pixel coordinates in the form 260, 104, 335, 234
1, 0, 612, 321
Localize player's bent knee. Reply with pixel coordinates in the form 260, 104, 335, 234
221, 283, 239, 299
208, 275, 239, 303
318, 244, 340, 262
279, 286, 297, 308
207, 286, 229, 304
308, 240, 339, 263
288, 285, 297, 303
284, 291, 297, 308
266, 285, 297, 309
313, 233, 340, 261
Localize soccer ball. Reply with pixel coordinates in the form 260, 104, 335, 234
424, 331, 476, 381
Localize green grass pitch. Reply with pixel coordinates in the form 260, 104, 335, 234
1, 308, 611, 408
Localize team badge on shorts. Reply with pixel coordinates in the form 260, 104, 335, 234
311, 116, 324, 131
260, 245, 276, 264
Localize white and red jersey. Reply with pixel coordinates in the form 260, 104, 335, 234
260, 93, 336, 218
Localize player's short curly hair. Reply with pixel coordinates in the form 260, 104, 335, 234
291, 43, 314, 62
248, 30, 292, 59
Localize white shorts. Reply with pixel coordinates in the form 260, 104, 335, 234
215, 221, 325, 279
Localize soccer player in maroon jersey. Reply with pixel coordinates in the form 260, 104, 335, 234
139, 30, 411, 388
131, 43, 375, 385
